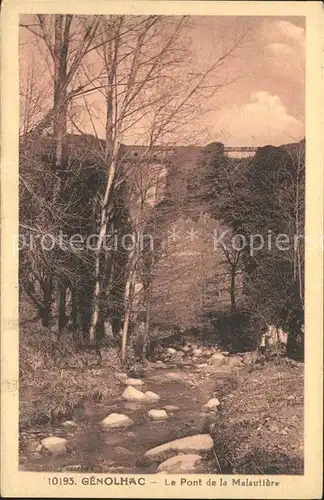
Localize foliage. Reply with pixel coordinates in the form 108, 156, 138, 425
194, 140, 305, 357
206, 309, 261, 353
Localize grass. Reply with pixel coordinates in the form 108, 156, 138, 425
19, 301, 121, 429
208, 361, 304, 475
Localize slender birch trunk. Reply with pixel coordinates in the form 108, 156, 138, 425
120, 275, 135, 365
88, 153, 119, 344
88, 20, 118, 344
120, 236, 139, 365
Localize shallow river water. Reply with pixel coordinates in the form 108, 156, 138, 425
20, 365, 229, 473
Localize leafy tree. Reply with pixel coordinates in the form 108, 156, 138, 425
191, 140, 305, 358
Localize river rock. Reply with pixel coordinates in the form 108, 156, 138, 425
193, 348, 203, 357
125, 431, 136, 438
157, 453, 204, 473
163, 405, 179, 412
144, 434, 213, 462
101, 413, 134, 428
167, 348, 177, 354
123, 401, 143, 411
62, 420, 77, 427
242, 351, 257, 365
122, 386, 146, 401
124, 378, 144, 386
225, 356, 243, 369
41, 436, 68, 455
155, 360, 167, 368
114, 446, 133, 456
203, 398, 220, 412
144, 391, 160, 402
115, 372, 128, 382
182, 345, 191, 353
25, 440, 42, 457
148, 409, 168, 420
209, 353, 226, 366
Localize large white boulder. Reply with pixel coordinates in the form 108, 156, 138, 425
144, 434, 213, 462
41, 436, 67, 455
167, 347, 177, 354
100, 413, 134, 428
122, 386, 146, 401
157, 453, 204, 473
148, 409, 168, 420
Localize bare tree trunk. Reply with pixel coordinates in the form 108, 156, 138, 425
88, 155, 118, 343
71, 287, 78, 336
52, 16, 70, 332
42, 276, 53, 327
58, 284, 67, 336
89, 250, 101, 344
121, 245, 138, 365
120, 285, 134, 366
53, 15, 69, 174
230, 263, 237, 313
144, 283, 152, 345
88, 22, 118, 344
297, 249, 303, 303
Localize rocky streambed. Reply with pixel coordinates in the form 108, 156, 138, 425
20, 344, 243, 474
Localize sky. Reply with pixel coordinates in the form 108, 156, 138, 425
20, 15, 305, 147
186, 16, 305, 146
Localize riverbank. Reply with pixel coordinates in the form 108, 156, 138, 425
19, 314, 122, 429
209, 361, 304, 474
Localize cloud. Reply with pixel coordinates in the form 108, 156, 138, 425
261, 20, 305, 79
214, 91, 304, 146
274, 20, 305, 46
267, 42, 295, 57
262, 20, 305, 48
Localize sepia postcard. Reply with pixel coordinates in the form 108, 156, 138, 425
1, 0, 323, 498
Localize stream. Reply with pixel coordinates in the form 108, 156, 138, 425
20, 362, 233, 473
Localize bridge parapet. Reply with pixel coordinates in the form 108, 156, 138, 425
224, 146, 258, 159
